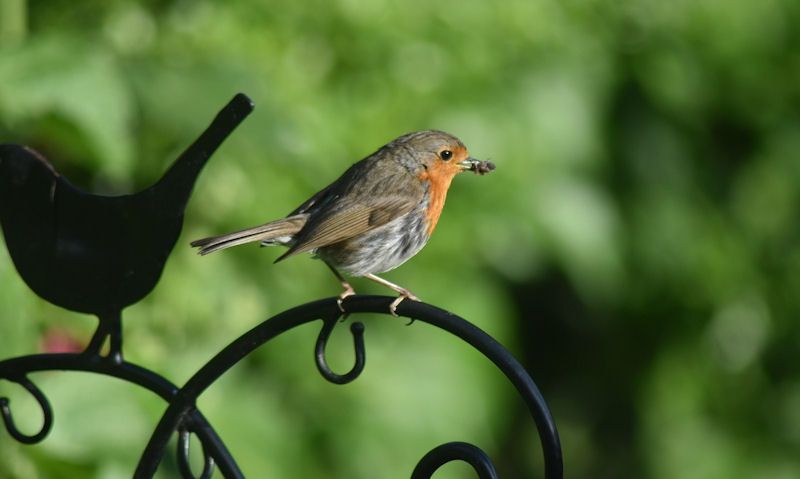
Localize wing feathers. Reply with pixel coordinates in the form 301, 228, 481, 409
275, 196, 415, 261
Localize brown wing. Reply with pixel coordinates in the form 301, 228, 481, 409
275, 194, 418, 261
275, 143, 426, 262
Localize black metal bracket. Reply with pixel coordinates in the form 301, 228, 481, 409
0, 93, 563, 478
0, 352, 242, 477
131, 295, 562, 478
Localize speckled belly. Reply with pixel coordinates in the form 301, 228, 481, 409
315, 202, 431, 276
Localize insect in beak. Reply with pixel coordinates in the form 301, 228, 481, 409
458, 157, 496, 175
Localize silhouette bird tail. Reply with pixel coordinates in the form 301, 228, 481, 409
191, 214, 307, 255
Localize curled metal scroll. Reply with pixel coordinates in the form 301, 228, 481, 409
0, 375, 54, 444
412, 442, 498, 479
315, 316, 366, 384
177, 427, 216, 479
135, 295, 563, 479
0, 354, 243, 478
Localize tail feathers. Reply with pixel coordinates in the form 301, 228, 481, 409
191, 215, 307, 255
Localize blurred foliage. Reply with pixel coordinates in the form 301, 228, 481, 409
1, 0, 799, 478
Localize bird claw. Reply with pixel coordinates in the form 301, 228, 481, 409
337, 288, 356, 314
389, 293, 419, 318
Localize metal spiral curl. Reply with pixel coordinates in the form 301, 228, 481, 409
135, 296, 562, 479
314, 315, 366, 385
411, 442, 498, 479
0, 375, 54, 444
177, 427, 215, 479
0, 353, 244, 478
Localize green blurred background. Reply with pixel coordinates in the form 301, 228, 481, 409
1, 0, 799, 478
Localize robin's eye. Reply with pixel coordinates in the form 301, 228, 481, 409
440, 150, 453, 161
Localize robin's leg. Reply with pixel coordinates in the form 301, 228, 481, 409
324, 261, 355, 312
362, 273, 419, 316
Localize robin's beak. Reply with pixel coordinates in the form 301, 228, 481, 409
458, 157, 496, 175
457, 157, 482, 171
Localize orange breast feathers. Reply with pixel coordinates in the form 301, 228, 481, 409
417, 157, 463, 236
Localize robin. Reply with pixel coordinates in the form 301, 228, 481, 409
191, 130, 495, 315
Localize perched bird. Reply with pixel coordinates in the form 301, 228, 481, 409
0, 94, 254, 361
191, 130, 495, 315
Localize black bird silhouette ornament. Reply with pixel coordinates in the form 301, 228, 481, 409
0, 94, 254, 362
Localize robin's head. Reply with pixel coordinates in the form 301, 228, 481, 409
387, 130, 485, 179
381, 130, 491, 235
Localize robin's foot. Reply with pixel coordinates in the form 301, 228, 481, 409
389, 291, 419, 317
324, 262, 356, 313
362, 273, 419, 317
337, 284, 356, 313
